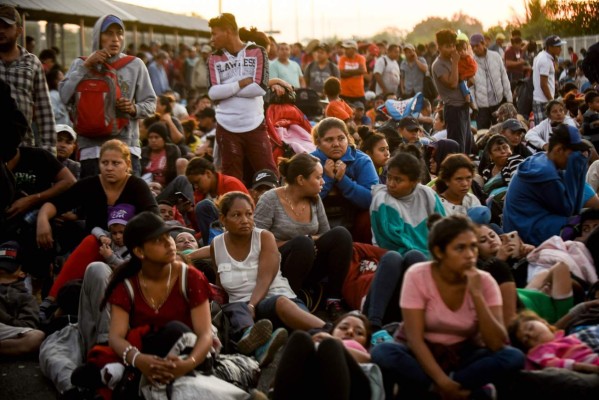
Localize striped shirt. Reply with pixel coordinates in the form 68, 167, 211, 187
0, 45, 56, 154
527, 331, 599, 370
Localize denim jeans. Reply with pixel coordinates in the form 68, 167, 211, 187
194, 199, 219, 244
363, 250, 427, 329
444, 104, 473, 154
371, 342, 525, 399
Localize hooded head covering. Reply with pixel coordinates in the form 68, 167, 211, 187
92, 15, 126, 57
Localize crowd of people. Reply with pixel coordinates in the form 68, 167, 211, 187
2, 3, 599, 399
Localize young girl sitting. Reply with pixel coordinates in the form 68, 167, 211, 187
370, 152, 446, 257
272, 312, 373, 400
509, 310, 599, 373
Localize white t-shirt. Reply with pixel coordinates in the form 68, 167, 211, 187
373, 56, 400, 95
532, 50, 556, 103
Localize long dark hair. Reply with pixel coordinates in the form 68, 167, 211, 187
100, 257, 142, 310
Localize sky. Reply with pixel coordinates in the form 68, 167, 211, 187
120, 0, 528, 42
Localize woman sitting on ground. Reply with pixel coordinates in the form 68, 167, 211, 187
254, 153, 353, 320
272, 312, 373, 400
102, 212, 250, 397
213, 191, 326, 366
372, 215, 525, 399
358, 128, 390, 183
370, 152, 446, 257
525, 100, 578, 152
141, 122, 193, 203
436, 154, 482, 216
311, 117, 379, 240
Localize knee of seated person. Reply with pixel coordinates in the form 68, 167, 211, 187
290, 235, 316, 253
371, 342, 404, 364
23, 329, 45, 353
83, 262, 111, 282
402, 249, 427, 264
316, 336, 344, 353
379, 251, 404, 267
195, 199, 216, 213
163, 320, 192, 334
176, 158, 188, 171
495, 346, 526, 369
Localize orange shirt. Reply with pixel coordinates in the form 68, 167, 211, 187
326, 99, 353, 121
339, 54, 366, 98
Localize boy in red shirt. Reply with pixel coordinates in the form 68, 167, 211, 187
183, 157, 249, 243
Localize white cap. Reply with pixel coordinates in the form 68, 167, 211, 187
55, 124, 77, 141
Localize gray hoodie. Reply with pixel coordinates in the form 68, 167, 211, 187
59, 15, 156, 158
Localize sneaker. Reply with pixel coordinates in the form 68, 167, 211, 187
477, 383, 497, 400
255, 327, 288, 367
371, 329, 394, 347
237, 319, 273, 355
325, 298, 344, 322
39, 297, 58, 323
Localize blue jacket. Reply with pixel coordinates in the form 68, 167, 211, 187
311, 146, 379, 210
503, 151, 588, 246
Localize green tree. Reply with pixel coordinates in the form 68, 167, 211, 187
521, 0, 550, 40
545, 0, 599, 36
371, 27, 407, 45
405, 13, 483, 46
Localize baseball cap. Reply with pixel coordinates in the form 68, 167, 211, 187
398, 116, 422, 131
341, 40, 358, 50
470, 34, 485, 46
107, 204, 136, 227
545, 35, 566, 48
364, 91, 376, 101
496, 33, 506, 40
550, 124, 590, 151
368, 43, 380, 56
467, 206, 491, 225
456, 32, 469, 43
251, 169, 278, 190
55, 124, 77, 141
200, 44, 212, 53
0, 241, 20, 273
100, 15, 125, 33
501, 119, 526, 133
209, 13, 238, 31
352, 101, 365, 110
0, 5, 21, 25
403, 43, 415, 52
314, 43, 330, 52
124, 211, 178, 251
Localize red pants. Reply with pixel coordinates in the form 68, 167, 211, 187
49, 234, 102, 298
216, 122, 278, 183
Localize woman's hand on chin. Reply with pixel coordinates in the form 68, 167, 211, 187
464, 267, 482, 297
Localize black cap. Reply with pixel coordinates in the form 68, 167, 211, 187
545, 35, 566, 48
398, 116, 422, 131
501, 118, 526, 133
0, 241, 20, 273
550, 124, 591, 151
251, 169, 278, 190
124, 212, 178, 251
314, 43, 330, 52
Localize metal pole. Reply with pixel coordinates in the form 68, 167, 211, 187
60, 24, 65, 67
269, 0, 273, 34
218, 0, 222, 14
79, 18, 85, 55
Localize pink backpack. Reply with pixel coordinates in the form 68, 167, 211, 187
69, 56, 135, 138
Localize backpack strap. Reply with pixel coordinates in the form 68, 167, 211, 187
180, 263, 189, 302
110, 55, 136, 70
124, 277, 135, 317
77, 55, 135, 70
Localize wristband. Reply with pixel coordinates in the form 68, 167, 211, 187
131, 350, 141, 368
122, 345, 138, 366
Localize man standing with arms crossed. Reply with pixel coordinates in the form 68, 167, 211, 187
207, 13, 277, 182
